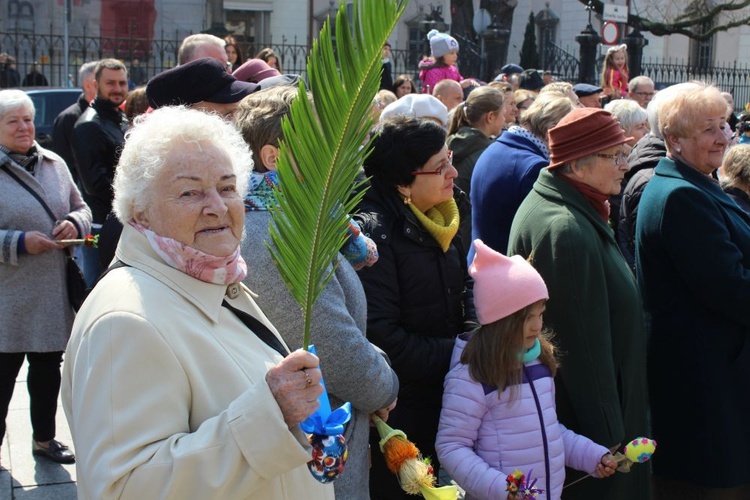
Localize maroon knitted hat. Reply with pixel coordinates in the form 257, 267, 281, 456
547, 108, 632, 169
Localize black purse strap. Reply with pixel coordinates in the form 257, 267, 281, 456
2, 163, 75, 259
222, 300, 290, 358
95, 259, 288, 358
1, 163, 57, 223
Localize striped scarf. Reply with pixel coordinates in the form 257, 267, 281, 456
0, 144, 40, 174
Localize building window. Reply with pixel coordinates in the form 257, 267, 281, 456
226, 10, 271, 44
535, 6, 559, 72
690, 19, 715, 69
687, 0, 715, 70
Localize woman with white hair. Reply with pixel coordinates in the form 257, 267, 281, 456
0, 89, 91, 464
605, 98, 649, 231
62, 106, 334, 499
604, 98, 649, 147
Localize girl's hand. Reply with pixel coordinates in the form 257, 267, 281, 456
460, 78, 479, 89
595, 453, 618, 478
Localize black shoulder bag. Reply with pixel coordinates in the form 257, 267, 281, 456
1, 164, 87, 311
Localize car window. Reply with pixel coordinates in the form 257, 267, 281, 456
28, 94, 49, 128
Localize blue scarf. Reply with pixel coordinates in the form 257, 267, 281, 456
521, 338, 541, 363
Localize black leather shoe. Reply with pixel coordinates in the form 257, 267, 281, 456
32, 439, 76, 464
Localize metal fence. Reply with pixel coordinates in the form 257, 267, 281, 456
0, 28, 312, 87
0, 27, 428, 90
641, 58, 750, 110
2, 28, 750, 109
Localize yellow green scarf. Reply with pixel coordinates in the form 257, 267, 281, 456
408, 199, 459, 252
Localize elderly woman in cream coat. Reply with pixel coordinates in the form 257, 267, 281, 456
62, 106, 334, 500
0, 89, 91, 464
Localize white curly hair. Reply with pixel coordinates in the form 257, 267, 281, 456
112, 106, 253, 223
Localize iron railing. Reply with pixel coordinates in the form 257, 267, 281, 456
0, 28, 312, 87
2, 28, 750, 109
640, 57, 750, 111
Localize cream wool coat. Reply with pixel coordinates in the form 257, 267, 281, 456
62, 224, 334, 500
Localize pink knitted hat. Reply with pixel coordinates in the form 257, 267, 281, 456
469, 239, 549, 325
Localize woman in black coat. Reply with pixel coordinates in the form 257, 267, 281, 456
354, 116, 474, 500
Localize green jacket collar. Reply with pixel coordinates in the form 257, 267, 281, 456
655, 156, 750, 220
533, 168, 616, 243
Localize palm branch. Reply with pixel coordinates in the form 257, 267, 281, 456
267, 0, 406, 350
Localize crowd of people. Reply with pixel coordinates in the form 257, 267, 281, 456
0, 26, 749, 500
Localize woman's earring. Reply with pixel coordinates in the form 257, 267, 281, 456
403, 196, 411, 205
675, 146, 681, 153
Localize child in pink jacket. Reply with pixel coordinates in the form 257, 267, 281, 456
436, 240, 617, 499
419, 29, 477, 95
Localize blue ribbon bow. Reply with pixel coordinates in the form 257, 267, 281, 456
300, 345, 352, 435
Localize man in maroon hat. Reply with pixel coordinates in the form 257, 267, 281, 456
146, 58, 259, 119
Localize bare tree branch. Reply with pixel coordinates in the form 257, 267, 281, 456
578, 0, 750, 41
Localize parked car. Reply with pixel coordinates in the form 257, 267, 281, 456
23, 87, 80, 148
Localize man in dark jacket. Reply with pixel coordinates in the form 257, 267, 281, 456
51, 61, 99, 184
616, 133, 665, 271
72, 59, 129, 284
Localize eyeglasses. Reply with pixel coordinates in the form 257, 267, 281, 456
412, 150, 453, 176
595, 152, 628, 166
633, 91, 655, 97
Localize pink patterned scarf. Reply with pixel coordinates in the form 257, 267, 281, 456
130, 222, 247, 285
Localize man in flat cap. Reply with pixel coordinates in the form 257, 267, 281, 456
573, 83, 604, 108
147, 58, 259, 119
492, 63, 522, 89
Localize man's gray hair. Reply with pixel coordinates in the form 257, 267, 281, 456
78, 61, 99, 83
178, 34, 225, 65
604, 98, 648, 131
113, 106, 253, 223
628, 75, 654, 93
0, 89, 35, 120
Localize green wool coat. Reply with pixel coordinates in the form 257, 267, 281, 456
508, 169, 651, 500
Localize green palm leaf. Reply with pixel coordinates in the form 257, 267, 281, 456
267, 0, 406, 350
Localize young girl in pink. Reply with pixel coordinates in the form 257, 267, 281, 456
601, 44, 629, 100
436, 240, 617, 500
419, 29, 476, 95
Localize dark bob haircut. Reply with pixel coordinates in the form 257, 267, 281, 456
365, 116, 446, 189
